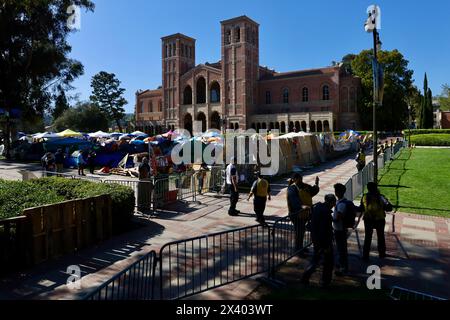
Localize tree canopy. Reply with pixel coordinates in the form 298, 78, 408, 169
90, 71, 127, 133
53, 102, 109, 133
438, 84, 450, 111
344, 49, 415, 131
0, 0, 94, 156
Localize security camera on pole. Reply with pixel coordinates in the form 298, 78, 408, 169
365, 4, 384, 184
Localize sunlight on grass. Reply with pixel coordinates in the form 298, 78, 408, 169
378, 148, 450, 217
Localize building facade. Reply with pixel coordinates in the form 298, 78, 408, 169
135, 16, 361, 134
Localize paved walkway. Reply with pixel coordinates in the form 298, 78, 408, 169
1, 150, 448, 300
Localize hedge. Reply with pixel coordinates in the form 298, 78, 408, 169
410, 134, 450, 146
0, 178, 135, 233
404, 129, 450, 136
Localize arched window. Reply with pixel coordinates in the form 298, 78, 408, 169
324, 120, 330, 132
172, 43, 176, 56
181, 44, 184, 57
183, 86, 192, 105
197, 112, 207, 132
168, 44, 172, 57
210, 82, 221, 103
323, 85, 330, 101
225, 30, 231, 45
280, 122, 286, 133
301, 121, 307, 132
165, 45, 169, 58
265, 91, 271, 104
295, 121, 300, 132
235, 27, 241, 42
283, 88, 289, 104
317, 120, 323, 132
140, 102, 144, 114
310, 121, 316, 132
184, 114, 193, 135
196, 77, 206, 104
149, 101, 153, 112
210, 112, 221, 129
302, 87, 309, 102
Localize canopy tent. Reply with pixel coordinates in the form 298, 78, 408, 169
33, 132, 60, 139
43, 137, 92, 153
89, 131, 111, 138
57, 129, 82, 137
131, 131, 148, 137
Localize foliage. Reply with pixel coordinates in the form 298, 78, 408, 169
378, 149, 450, 217
438, 84, 450, 111
90, 72, 127, 133
52, 87, 71, 120
344, 49, 414, 131
0, 0, 95, 156
420, 74, 434, 129
404, 129, 450, 136
410, 134, 450, 146
53, 102, 109, 132
0, 178, 135, 232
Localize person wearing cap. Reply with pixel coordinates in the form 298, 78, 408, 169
226, 157, 240, 216
247, 171, 271, 225
301, 194, 337, 287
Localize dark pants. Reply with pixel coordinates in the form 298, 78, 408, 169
302, 243, 334, 286
290, 213, 308, 251
89, 163, 95, 174
253, 196, 267, 222
363, 219, 386, 259
198, 177, 204, 194
334, 230, 348, 272
228, 184, 239, 215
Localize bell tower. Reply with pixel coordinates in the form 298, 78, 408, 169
161, 33, 196, 128
221, 16, 259, 129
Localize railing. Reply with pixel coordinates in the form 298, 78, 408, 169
83, 210, 310, 301
389, 286, 446, 301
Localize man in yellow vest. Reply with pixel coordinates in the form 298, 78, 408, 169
247, 171, 271, 225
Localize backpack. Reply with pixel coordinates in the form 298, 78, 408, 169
342, 199, 357, 229
363, 194, 386, 220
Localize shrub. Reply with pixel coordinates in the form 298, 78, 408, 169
0, 178, 135, 233
410, 134, 450, 146
404, 129, 450, 136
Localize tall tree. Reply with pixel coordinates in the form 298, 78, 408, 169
347, 49, 414, 130
90, 72, 127, 133
52, 87, 70, 120
0, 0, 94, 158
427, 88, 434, 128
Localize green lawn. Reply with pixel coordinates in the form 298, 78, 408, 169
378, 148, 450, 217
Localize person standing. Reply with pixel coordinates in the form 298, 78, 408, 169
197, 163, 208, 195
355, 149, 366, 172
43, 152, 56, 176
54, 149, 65, 176
226, 157, 240, 216
87, 150, 97, 174
77, 151, 86, 176
137, 157, 153, 210
360, 182, 393, 261
247, 171, 271, 225
333, 183, 356, 275
301, 194, 337, 287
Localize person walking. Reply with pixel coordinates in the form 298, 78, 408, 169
355, 149, 366, 172
226, 157, 240, 216
77, 151, 86, 176
301, 194, 337, 287
333, 183, 357, 275
360, 182, 393, 261
54, 149, 65, 176
247, 171, 271, 225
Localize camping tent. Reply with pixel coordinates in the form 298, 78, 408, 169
89, 131, 111, 138
57, 129, 82, 137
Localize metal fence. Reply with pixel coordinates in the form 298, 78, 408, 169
389, 286, 446, 301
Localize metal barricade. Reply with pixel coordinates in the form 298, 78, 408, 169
208, 166, 224, 193
389, 286, 446, 301
84, 250, 158, 300
176, 172, 196, 202
158, 224, 271, 300
270, 210, 312, 276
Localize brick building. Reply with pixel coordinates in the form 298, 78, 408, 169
135, 15, 361, 135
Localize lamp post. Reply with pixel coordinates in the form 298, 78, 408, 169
365, 5, 383, 184
408, 105, 412, 147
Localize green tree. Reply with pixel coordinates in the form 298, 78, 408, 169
420, 73, 434, 129
347, 49, 414, 131
90, 72, 127, 133
438, 84, 450, 111
52, 87, 70, 120
53, 102, 109, 132
0, 0, 94, 158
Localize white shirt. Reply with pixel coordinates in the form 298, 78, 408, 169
226, 164, 238, 185
333, 199, 347, 231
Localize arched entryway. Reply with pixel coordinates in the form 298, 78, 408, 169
295, 121, 301, 132
280, 122, 286, 134
262, 123, 267, 130
210, 82, 221, 103
324, 120, 330, 132
183, 85, 192, 105
289, 121, 294, 132
184, 114, 193, 135
310, 121, 316, 132
210, 111, 221, 130
301, 121, 307, 132
196, 77, 206, 104
317, 120, 323, 132
197, 112, 207, 132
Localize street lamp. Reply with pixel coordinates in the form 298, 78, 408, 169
408, 105, 412, 147
365, 4, 383, 184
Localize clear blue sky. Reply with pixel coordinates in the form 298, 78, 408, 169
68, 0, 450, 113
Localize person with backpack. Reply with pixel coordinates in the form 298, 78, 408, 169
360, 182, 393, 261
247, 171, 271, 225
333, 183, 356, 275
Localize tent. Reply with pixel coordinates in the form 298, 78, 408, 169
43, 138, 92, 153
89, 131, 111, 138
131, 131, 148, 137
57, 129, 82, 137
33, 132, 60, 139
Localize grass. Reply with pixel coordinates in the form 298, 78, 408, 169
410, 134, 450, 146
378, 148, 450, 217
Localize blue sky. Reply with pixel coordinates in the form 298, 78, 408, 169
68, 0, 450, 113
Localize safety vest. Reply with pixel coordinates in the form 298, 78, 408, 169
362, 194, 386, 220
358, 152, 366, 162
255, 178, 269, 197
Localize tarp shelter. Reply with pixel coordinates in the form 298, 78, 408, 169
43, 138, 92, 153
89, 131, 111, 138
57, 129, 82, 137
267, 132, 325, 175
